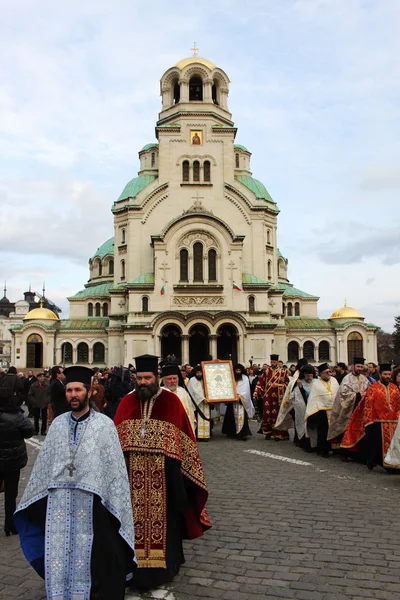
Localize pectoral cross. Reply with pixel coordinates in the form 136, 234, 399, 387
160, 261, 170, 283
227, 260, 237, 281
140, 425, 147, 439
67, 463, 76, 477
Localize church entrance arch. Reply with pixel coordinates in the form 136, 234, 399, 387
26, 333, 43, 368
189, 324, 210, 366
161, 324, 182, 363
217, 324, 238, 364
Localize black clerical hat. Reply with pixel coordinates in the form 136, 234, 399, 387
270, 354, 279, 361
296, 358, 308, 370
318, 363, 330, 373
64, 366, 93, 386
161, 363, 180, 378
353, 357, 365, 365
379, 364, 392, 372
302, 365, 315, 374
134, 354, 159, 374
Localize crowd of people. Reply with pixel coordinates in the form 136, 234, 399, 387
1, 353, 400, 598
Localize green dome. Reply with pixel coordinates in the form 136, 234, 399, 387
117, 174, 157, 203
234, 144, 250, 153
236, 175, 275, 202
139, 143, 159, 152
90, 237, 114, 260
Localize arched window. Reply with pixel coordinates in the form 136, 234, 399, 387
98, 261, 102, 276
282, 302, 286, 315
77, 342, 89, 363
182, 160, 189, 182
303, 341, 315, 360
102, 302, 108, 317
287, 302, 293, 316
173, 81, 180, 104
121, 229, 126, 244
208, 249, 217, 281
248, 296, 255, 312
193, 242, 203, 282
95, 302, 101, 317
212, 82, 219, 104
267, 230, 271, 245
204, 160, 211, 182
93, 342, 105, 363
347, 332, 363, 365
62, 342, 73, 364
277, 261, 281, 277
121, 260, 125, 280
319, 341, 330, 361
193, 160, 200, 182
235, 153, 239, 168
189, 76, 203, 101
108, 259, 114, 275
180, 249, 188, 281
88, 302, 93, 317
267, 260, 272, 279
295, 302, 300, 316
142, 296, 149, 312
288, 341, 299, 362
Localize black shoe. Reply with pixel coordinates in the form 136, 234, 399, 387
40, 431, 46, 436
34, 430, 39, 436
265, 434, 272, 440
366, 460, 375, 471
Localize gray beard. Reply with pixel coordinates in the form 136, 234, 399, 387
167, 384, 177, 392
137, 383, 159, 401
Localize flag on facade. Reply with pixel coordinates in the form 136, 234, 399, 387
160, 284, 165, 295
232, 282, 242, 291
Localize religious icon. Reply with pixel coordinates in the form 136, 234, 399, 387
191, 130, 202, 145
201, 360, 237, 404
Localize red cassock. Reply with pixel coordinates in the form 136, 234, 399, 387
114, 388, 211, 574
341, 382, 400, 455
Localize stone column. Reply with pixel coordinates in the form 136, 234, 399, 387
209, 335, 218, 360
180, 80, 189, 102
181, 335, 190, 364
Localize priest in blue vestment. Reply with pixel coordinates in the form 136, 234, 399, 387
14, 366, 136, 600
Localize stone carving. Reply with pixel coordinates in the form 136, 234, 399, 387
173, 297, 225, 306
179, 230, 217, 249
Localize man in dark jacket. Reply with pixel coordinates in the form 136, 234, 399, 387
49, 366, 68, 417
0, 367, 24, 407
29, 373, 50, 435
23, 370, 37, 417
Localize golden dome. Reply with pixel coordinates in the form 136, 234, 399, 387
329, 303, 364, 320
23, 306, 59, 321
174, 56, 216, 71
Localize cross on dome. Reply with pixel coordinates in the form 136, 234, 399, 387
191, 42, 199, 57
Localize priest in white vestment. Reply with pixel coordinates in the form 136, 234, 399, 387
15, 366, 136, 600
222, 364, 253, 440
187, 365, 211, 440
305, 363, 339, 457
161, 364, 196, 434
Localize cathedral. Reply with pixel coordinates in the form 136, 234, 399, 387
9, 53, 378, 369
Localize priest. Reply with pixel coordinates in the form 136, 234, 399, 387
15, 366, 136, 600
221, 364, 253, 441
187, 364, 211, 441
305, 363, 340, 457
253, 354, 290, 440
341, 364, 400, 470
161, 363, 196, 434
327, 357, 370, 453
114, 354, 211, 590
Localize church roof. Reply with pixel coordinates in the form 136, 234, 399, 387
140, 143, 159, 152
174, 56, 216, 70
116, 174, 157, 203
285, 318, 332, 329
90, 237, 114, 260
129, 273, 155, 286
69, 282, 114, 300
276, 283, 319, 299
23, 306, 59, 321
234, 144, 250, 153
329, 304, 364, 319
242, 273, 269, 285
59, 318, 109, 330
236, 175, 275, 203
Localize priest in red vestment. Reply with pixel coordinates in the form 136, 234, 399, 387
114, 354, 211, 590
253, 354, 290, 440
341, 364, 400, 470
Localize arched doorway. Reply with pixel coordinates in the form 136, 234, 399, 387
217, 324, 238, 364
347, 332, 363, 365
161, 325, 182, 362
26, 333, 43, 368
189, 324, 210, 366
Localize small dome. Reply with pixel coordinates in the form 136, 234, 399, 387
174, 56, 216, 70
329, 304, 364, 319
24, 307, 59, 321
91, 237, 114, 260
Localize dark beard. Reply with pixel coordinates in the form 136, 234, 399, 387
70, 390, 89, 413
234, 373, 241, 381
195, 374, 203, 380
137, 382, 159, 401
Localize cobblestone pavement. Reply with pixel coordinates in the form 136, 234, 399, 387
1, 421, 400, 599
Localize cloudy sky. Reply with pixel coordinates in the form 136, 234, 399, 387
1, 0, 399, 331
